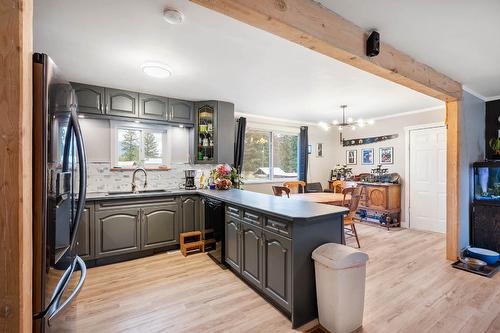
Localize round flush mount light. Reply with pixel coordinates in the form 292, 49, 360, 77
163, 8, 184, 24
141, 62, 172, 78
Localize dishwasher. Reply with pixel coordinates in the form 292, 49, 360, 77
202, 198, 225, 265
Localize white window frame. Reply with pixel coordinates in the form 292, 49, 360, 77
244, 125, 300, 184
110, 121, 168, 168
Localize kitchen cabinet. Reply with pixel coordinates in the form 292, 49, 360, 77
194, 101, 234, 164
169, 99, 194, 124
181, 196, 201, 232
105, 88, 139, 118
471, 204, 500, 253
72, 83, 105, 115
241, 221, 264, 288
225, 215, 241, 272
76, 204, 94, 260
141, 203, 179, 249
262, 229, 292, 311
139, 93, 169, 121
95, 208, 141, 258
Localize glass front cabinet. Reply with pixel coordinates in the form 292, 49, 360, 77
471, 161, 500, 253
195, 101, 217, 163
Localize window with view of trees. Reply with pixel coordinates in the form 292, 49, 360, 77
115, 126, 165, 167
242, 129, 299, 181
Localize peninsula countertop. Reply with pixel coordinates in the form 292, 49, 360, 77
85, 188, 348, 222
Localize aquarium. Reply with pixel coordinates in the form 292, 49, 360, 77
473, 161, 500, 201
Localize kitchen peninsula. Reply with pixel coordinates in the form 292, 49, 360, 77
81, 188, 347, 328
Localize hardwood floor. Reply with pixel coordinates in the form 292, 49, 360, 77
54, 224, 500, 333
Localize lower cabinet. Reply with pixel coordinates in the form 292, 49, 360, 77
95, 208, 141, 258
225, 214, 292, 312
241, 222, 264, 288
181, 196, 201, 232
141, 203, 179, 249
76, 204, 94, 260
225, 216, 241, 271
262, 230, 292, 311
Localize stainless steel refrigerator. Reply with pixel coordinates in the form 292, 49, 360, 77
32, 53, 87, 332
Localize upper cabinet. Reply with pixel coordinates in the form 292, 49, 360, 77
169, 99, 194, 124
194, 101, 235, 164
72, 83, 105, 115
105, 88, 139, 118
139, 93, 169, 121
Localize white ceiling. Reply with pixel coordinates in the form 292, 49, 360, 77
318, 0, 500, 100
34, 0, 443, 123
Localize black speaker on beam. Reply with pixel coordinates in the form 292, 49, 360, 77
366, 31, 380, 57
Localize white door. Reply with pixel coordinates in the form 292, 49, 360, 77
409, 126, 447, 233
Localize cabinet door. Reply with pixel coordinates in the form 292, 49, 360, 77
367, 187, 387, 210
241, 222, 263, 288
169, 99, 194, 124
72, 83, 105, 115
139, 93, 168, 121
181, 196, 200, 232
194, 101, 217, 164
262, 230, 292, 311
472, 205, 500, 253
225, 216, 241, 272
76, 204, 94, 260
105, 88, 139, 118
95, 208, 140, 258
141, 203, 179, 249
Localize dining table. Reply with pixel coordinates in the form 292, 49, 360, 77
289, 192, 350, 206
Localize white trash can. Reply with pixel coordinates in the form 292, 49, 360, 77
312, 243, 369, 333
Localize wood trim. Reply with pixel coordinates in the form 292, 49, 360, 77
0, 0, 33, 332
446, 101, 460, 260
190, 0, 462, 102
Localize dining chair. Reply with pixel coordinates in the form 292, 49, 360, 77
283, 180, 306, 194
330, 180, 344, 193
341, 185, 366, 207
343, 194, 361, 248
305, 182, 324, 193
272, 186, 291, 198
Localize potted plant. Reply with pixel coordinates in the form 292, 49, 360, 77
210, 164, 234, 190
489, 138, 500, 156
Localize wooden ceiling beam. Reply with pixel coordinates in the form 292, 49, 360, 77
190, 0, 462, 102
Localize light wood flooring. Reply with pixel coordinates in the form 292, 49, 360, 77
54, 224, 500, 333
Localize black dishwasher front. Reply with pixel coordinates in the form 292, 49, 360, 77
203, 198, 225, 265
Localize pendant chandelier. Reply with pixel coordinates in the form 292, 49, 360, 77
319, 105, 374, 131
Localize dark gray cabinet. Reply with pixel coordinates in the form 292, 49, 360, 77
181, 196, 201, 232
141, 203, 179, 249
241, 221, 264, 288
169, 99, 194, 124
262, 230, 292, 311
225, 216, 241, 272
105, 88, 139, 118
139, 93, 169, 121
72, 83, 105, 115
95, 208, 141, 258
76, 204, 94, 260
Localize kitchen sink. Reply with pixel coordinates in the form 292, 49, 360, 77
106, 189, 171, 196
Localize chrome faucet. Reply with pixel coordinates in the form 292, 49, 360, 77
131, 167, 147, 193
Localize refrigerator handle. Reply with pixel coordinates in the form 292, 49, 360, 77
69, 108, 87, 251
47, 256, 87, 325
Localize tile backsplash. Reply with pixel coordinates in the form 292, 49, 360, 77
86, 162, 216, 193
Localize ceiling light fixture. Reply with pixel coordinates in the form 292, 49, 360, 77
163, 8, 184, 24
331, 105, 374, 131
141, 62, 172, 78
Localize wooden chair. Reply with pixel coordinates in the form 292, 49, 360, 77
272, 186, 291, 198
341, 185, 366, 207
283, 180, 306, 194
343, 194, 361, 248
329, 180, 345, 193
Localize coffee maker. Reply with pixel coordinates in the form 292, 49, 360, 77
183, 169, 197, 190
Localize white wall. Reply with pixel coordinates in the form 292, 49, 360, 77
331, 108, 446, 224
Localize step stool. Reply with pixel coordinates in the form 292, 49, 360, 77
180, 231, 204, 257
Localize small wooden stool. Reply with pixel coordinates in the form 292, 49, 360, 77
180, 231, 204, 257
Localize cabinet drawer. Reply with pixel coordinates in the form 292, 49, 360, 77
226, 205, 242, 219
95, 197, 177, 211
243, 210, 262, 226
264, 217, 291, 237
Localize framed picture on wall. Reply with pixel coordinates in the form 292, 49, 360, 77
379, 147, 394, 164
361, 148, 374, 165
346, 149, 357, 165
316, 143, 323, 157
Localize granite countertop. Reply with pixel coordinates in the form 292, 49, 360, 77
85, 188, 347, 222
